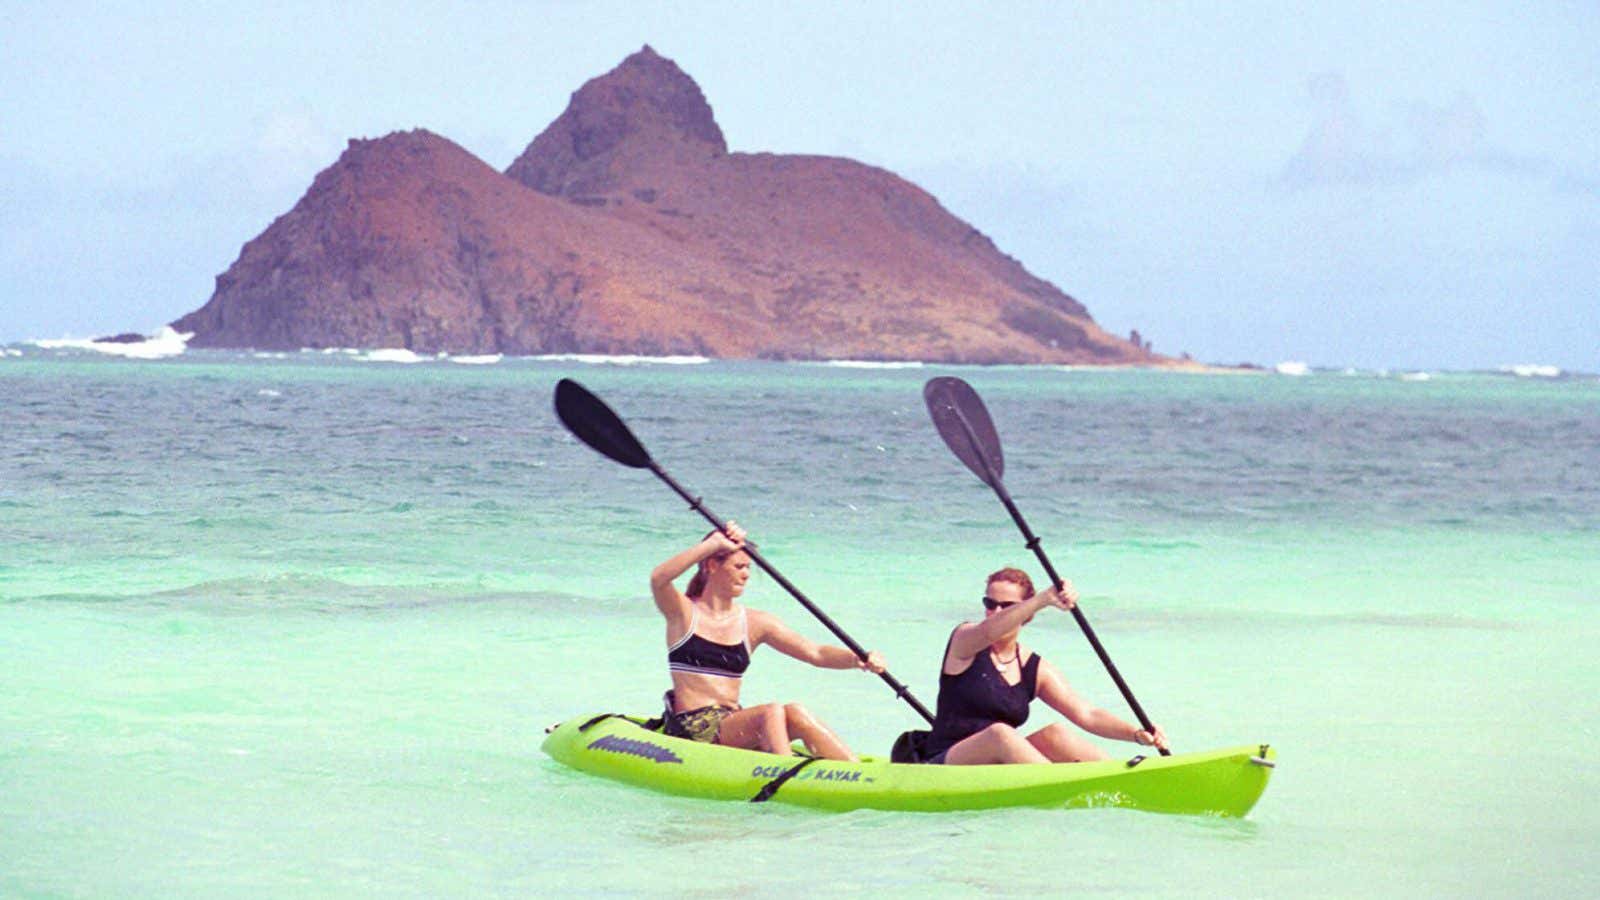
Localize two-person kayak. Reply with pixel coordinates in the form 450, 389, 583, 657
546, 379, 1277, 818
544, 714, 1275, 816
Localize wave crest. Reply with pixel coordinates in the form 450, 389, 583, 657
531, 353, 709, 366
29, 326, 191, 359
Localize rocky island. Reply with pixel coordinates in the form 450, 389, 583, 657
173, 46, 1164, 365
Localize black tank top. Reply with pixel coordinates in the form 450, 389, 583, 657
666, 606, 751, 680
927, 630, 1041, 757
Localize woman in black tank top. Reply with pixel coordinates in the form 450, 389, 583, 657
648, 522, 887, 761
925, 567, 1168, 764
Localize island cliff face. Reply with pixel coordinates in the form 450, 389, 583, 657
174, 46, 1159, 364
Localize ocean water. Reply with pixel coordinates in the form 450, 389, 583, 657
2, 349, 1596, 897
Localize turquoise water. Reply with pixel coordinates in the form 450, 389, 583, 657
2, 351, 1597, 896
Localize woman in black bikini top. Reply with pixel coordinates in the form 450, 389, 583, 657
648, 522, 886, 761
924, 567, 1168, 765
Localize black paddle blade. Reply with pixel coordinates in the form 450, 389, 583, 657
553, 378, 653, 469
923, 377, 1005, 487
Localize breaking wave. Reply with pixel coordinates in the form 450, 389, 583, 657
359, 348, 425, 364
29, 326, 191, 359
530, 353, 709, 366
1498, 364, 1562, 378
820, 360, 926, 369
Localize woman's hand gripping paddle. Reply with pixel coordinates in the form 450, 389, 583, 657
553, 378, 935, 725
922, 376, 1169, 754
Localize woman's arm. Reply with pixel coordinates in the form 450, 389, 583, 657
648, 524, 743, 619
1034, 659, 1168, 750
747, 609, 886, 672
945, 581, 1078, 666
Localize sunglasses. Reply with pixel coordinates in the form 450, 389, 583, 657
981, 596, 1020, 611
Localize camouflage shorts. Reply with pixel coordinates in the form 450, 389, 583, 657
661, 692, 739, 743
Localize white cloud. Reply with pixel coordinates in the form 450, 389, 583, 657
1282, 73, 1554, 188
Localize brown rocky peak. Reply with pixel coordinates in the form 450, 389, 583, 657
317, 129, 491, 186
506, 45, 726, 198
172, 50, 1169, 366
289, 129, 506, 235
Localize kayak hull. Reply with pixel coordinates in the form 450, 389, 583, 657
542, 714, 1275, 816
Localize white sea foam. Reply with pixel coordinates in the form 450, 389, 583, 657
314, 347, 362, 355
821, 359, 925, 369
532, 353, 709, 366
360, 348, 424, 364
1399, 371, 1432, 382
1499, 364, 1561, 378
257, 389, 282, 398
30, 326, 191, 359
448, 354, 503, 365
2, 348, 21, 357
252, 352, 289, 360
1274, 361, 1310, 376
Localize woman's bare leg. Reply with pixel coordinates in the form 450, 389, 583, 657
1027, 722, 1108, 762
714, 704, 791, 755
943, 723, 1051, 764
782, 703, 855, 761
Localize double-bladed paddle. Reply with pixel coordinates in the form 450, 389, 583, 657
553, 378, 936, 725
923, 376, 1168, 754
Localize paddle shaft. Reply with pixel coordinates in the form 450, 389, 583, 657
647, 462, 936, 725
987, 479, 1169, 755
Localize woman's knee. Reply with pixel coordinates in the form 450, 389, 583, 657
1032, 722, 1104, 761
749, 703, 784, 724
1035, 722, 1072, 742
947, 723, 1037, 764
981, 722, 1025, 743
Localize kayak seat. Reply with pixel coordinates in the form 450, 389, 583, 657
891, 729, 934, 763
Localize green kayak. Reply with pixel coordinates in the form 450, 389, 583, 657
543, 714, 1276, 816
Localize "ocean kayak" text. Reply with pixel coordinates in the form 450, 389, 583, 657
750, 765, 861, 782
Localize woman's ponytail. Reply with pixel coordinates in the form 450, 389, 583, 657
685, 565, 708, 599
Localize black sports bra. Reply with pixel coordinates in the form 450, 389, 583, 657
667, 606, 751, 679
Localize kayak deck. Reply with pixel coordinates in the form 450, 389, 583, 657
542, 714, 1275, 816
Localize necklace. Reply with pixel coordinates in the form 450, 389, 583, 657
990, 645, 1021, 669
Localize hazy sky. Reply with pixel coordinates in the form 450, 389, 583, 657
3, 2, 1596, 369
